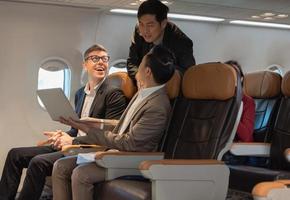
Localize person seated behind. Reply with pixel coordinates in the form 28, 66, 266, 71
223, 60, 256, 165
226, 60, 255, 142
127, 0, 195, 83
0, 44, 127, 200
52, 45, 176, 200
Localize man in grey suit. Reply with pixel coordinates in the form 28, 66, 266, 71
52, 45, 176, 200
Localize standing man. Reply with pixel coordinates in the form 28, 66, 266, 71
52, 45, 176, 200
0, 44, 127, 200
127, 0, 195, 82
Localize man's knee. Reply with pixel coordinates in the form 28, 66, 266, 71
53, 158, 72, 178
28, 155, 42, 169
7, 148, 23, 162
72, 166, 91, 184
72, 164, 105, 185
53, 156, 77, 178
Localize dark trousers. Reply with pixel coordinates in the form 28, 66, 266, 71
0, 146, 64, 200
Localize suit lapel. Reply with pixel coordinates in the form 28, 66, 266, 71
128, 92, 157, 120
76, 89, 86, 117
114, 92, 139, 133
116, 88, 166, 134
88, 79, 106, 116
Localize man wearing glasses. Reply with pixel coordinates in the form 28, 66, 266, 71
0, 44, 127, 200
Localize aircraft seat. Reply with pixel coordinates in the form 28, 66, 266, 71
93, 63, 243, 200
107, 71, 137, 100
252, 148, 290, 200
243, 71, 282, 142
229, 70, 290, 194
252, 149, 290, 200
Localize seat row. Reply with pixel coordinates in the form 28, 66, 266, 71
63, 65, 290, 200
228, 70, 290, 200
72, 62, 244, 200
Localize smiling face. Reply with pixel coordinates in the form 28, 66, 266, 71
138, 14, 167, 43
83, 50, 109, 82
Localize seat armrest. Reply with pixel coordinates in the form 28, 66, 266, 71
284, 148, 290, 162
252, 180, 290, 200
139, 159, 229, 200
95, 151, 164, 180
61, 145, 105, 156
230, 142, 271, 157
95, 151, 164, 168
80, 117, 119, 126
139, 159, 226, 180
62, 144, 102, 152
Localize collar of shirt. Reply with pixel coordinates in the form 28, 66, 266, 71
83, 78, 106, 95
137, 84, 165, 100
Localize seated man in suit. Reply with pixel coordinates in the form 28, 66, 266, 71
0, 44, 127, 200
52, 45, 175, 200
127, 0, 195, 83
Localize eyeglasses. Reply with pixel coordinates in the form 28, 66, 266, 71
85, 55, 110, 63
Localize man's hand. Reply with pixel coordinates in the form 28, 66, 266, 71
53, 132, 73, 150
37, 130, 62, 146
44, 130, 62, 140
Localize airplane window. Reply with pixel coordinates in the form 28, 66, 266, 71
267, 64, 284, 76
109, 59, 128, 74
37, 58, 71, 108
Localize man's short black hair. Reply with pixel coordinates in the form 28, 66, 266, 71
137, 0, 169, 23
145, 45, 175, 84
84, 44, 107, 60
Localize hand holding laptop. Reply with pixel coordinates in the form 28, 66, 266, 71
59, 117, 92, 133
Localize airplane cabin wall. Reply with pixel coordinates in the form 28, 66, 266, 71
96, 13, 290, 74
0, 2, 290, 176
0, 1, 99, 173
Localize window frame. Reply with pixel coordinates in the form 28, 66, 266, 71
109, 59, 128, 75
37, 57, 72, 109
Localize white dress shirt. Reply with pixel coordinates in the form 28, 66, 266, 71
77, 79, 105, 136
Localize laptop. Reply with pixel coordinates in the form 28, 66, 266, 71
37, 88, 79, 121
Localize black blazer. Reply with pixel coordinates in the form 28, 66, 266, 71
127, 21, 196, 81
67, 79, 127, 137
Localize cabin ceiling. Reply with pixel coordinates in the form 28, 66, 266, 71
4, 0, 290, 24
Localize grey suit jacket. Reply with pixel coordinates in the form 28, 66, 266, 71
74, 87, 171, 152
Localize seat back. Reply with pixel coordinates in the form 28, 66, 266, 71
163, 63, 242, 160
165, 70, 182, 101
107, 72, 137, 100
270, 71, 290, 170
157, 70, 182, 151
243, 71, 282, 142
95, 63, 242, 200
